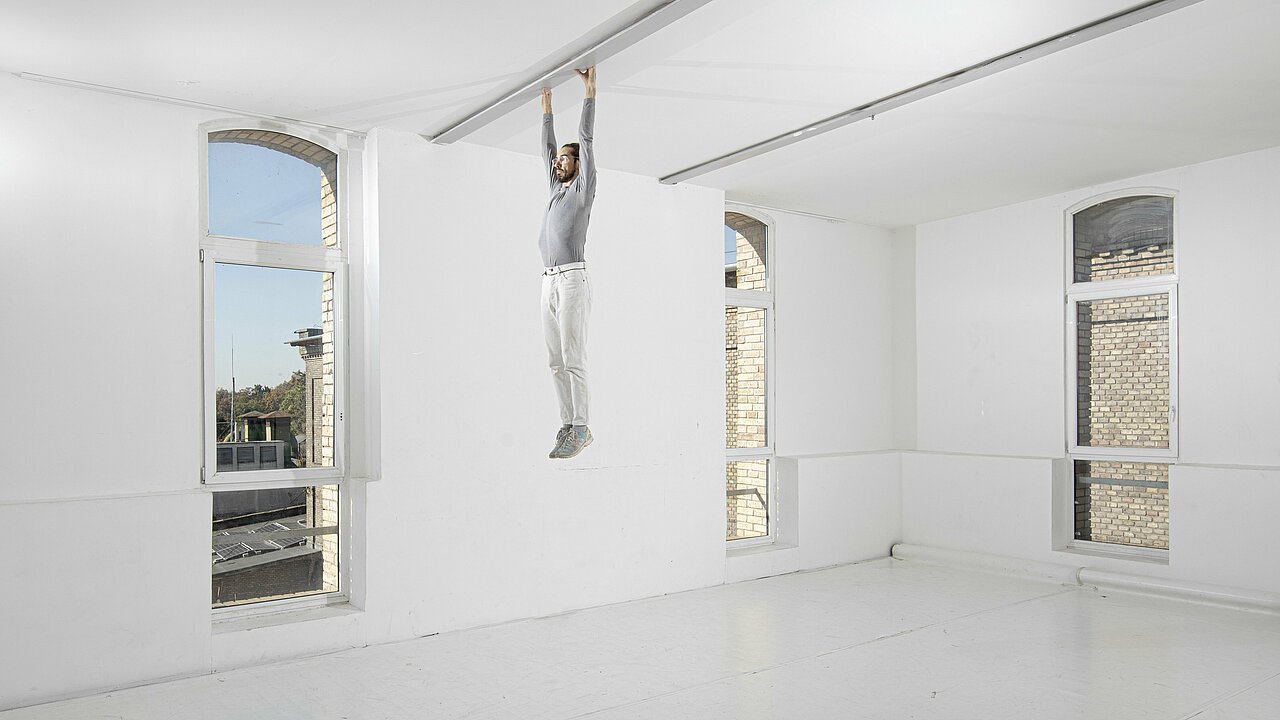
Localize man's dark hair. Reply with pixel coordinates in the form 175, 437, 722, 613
562, 142, 580, 160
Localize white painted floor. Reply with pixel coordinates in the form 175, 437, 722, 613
7, 558, 1280, 719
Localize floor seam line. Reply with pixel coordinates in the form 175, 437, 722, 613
1172, 667, 1280, 720
811, 586, 1080, 661
564, 586, 1080, 719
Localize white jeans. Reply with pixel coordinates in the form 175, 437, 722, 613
541, 265, 592, 426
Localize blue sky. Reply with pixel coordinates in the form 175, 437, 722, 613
209, 143, 323, 245
724, 225, 736, 266
210, 143, 325, 390
214, 264, 324, 391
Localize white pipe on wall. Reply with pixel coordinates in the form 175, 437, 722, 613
892, 543, 1280, 615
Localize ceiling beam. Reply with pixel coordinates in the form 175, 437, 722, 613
425, 0, 715, 144
659, 0, 1205, 185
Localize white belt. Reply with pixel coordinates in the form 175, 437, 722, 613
544, 262, 586, 275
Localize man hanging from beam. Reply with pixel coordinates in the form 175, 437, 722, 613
539, 66, 597, 459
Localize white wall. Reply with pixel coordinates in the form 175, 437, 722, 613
890, 226, 917, 451
722, 209, 901, 583
1172, 465, 1280, 592
0, 78, 902, 710
906, 145, 1280, 594
795, 454, 901, 569
0, 73, 217, 707
901, 453, 1055, 556
773, 213, 895, 457
1174, 147, 1280, 466
367, 128, 728, 639
0, 74, 208, 501
916, 201, 1065, 458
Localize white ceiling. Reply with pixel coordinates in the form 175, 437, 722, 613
3, 0, 1278, 228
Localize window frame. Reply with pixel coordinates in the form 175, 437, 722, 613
1064, 281, 1179, 459
724, 204, 777, 548
200, 246, 348, 487
210, 482, 349, 617
200, 121, 351, 488
1062, 188, 1178, 556
199, 119, 363, 613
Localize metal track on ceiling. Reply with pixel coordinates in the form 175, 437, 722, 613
659, 0, 1205, 184
424, 0, 716, 144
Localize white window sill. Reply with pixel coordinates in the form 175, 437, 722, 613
727, 540, 796, 558
213, 600, 361, 634
1060, 540, 1169, 566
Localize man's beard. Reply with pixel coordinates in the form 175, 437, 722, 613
556, 168, 576, 183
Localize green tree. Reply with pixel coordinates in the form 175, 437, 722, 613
215, 372, 307, 443
266, 371, 308, 440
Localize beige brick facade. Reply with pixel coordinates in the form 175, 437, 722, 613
1074, 461, 1169, 549
304, 484, 342, 594
1072, 195, 1173, 550
1073, 195, 1173, 283
724, 212, 770, 541
727, 460, 769, 541
1076, 294, 1170, 449
210, 129, 342, 600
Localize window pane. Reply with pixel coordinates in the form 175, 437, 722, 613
215, 264, 334, 470
212, 485, 340, 607
724, 212, 767, 290
726, 460, 769, 541
723, 225, 736, 277
1074, 460, 1168, 549
1073, 196, 1173, 283
726, 305, 767, 449
1076, 294, 1170, 449
208, 130, 338, 247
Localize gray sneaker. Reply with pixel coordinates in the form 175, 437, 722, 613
549, 425, 572, 458
551, 426, 593, 459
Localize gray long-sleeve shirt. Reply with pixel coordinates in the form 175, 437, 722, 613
538, 98, 596, 267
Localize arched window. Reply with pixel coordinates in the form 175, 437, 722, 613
724, 209, 774, 545
1066, 191, 1176, 555
208, 129, 339, 247
202, 125, 357, 609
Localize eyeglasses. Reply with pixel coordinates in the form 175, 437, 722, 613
556, 155, 576, 163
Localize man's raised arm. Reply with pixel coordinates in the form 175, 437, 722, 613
541, 88, 557, 189
576, 67, 597, 197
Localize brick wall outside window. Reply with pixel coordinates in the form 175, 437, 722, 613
724, 213, 769, 541
1076, 294, 1170, 449
1074, 460, 1169, 549
1071, 195, 1174, 551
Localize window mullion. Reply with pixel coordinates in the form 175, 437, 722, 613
202, 236, 342, 272
725, 288, 772, 308
1066, 280, 1175, 303
726, 447, 772, 460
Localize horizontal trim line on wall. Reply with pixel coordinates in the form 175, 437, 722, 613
14, 72, 367, 137
1, 476, 384, 508
0, 489, 206, 507
904, 450, 1280, 472
776, 450, 902, 460
1175, 462, 1280, 472
726, 200, 846, 224
900, 450, 1060, 462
